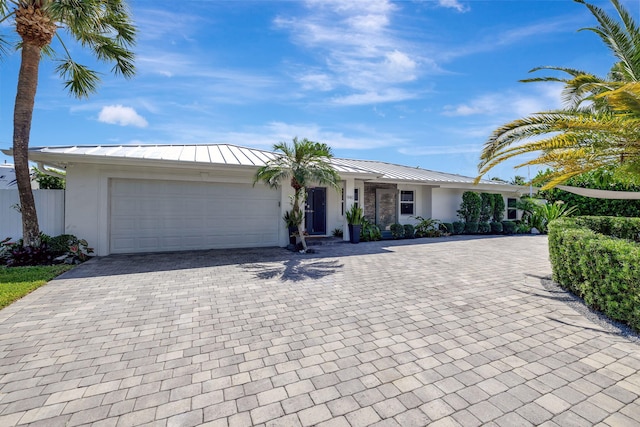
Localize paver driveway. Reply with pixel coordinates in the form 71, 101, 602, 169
0, 235, 638, 427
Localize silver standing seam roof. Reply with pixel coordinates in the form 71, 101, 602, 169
9, 144, 505, 186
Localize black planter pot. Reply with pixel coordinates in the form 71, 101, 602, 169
288, 226, 297, 245
348, 224, 361, 244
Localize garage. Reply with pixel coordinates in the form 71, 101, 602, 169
109, 178, 281, 253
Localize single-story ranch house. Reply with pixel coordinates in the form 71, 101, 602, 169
3, 144, 528, 256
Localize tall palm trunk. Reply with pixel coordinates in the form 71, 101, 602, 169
13, 4, 57, 246
13, 42, 42, 246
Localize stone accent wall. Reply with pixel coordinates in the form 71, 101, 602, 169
364, 183, 397, 228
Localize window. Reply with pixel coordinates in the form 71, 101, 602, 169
507, 198, 517, 220
341, 187, 345, 216
354, 188, 359, 209
400, 190, 414, 215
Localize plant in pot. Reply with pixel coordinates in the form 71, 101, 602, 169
283, 209, 304, 245
345, 204, 364, 244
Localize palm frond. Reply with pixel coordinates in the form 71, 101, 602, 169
55, 58, 100, 98
576, 0, 640, 81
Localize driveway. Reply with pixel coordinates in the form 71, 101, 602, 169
0, 236, 638, 427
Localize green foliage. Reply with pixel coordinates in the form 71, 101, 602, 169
490, 221, 503, 234
573, 216, 640, 242
32, 167, 65, 189
360, 219, 381, 242
3, 234, 93, 266
478, 222, 491, 234
532, 201, 578, 234
413, 216, 441, 238
476, 0, 640, 188
390, 223, 405, 239
452, 221, 465, 234
332, 227, 343, 238
440, 222, 453, 234
540, 168, 640, 217
0, 265, 73, 309
515, 222, 531, 234
464, 222, 479, 234
283, 209, 304, 228
345, 204, 364, 225
457, 192, 482, 223
403, 224, 415, 239
479, 193, 494, 223
501, 221, 516, 234
492, 194, 505, 222
548, 217, 640, 332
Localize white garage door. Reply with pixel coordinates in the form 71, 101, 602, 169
110, 179, 281, 253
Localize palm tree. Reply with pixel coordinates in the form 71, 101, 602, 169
477, 0, 640, 189
255, 137, 341, 252
1, 1, 136, 246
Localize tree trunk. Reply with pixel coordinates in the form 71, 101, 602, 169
13, 42, 42, 246
292, 189, 307, 252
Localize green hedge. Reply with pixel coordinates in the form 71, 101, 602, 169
548, 217, 640, 332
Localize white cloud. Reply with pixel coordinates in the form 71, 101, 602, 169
275, 0, 422, 104
332, 89, 417, 106
98, 105, 148, 128
442, 85, 563, 118
437, 0, 469, 13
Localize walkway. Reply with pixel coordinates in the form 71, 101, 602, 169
0, 236, 638, 426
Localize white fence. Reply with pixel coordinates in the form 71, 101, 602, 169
0, 190, 65, 241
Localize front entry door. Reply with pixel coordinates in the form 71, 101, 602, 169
376, 188, 397, 230
305, 187, 327, 235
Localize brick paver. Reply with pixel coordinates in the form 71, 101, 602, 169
0, 235, 638, 426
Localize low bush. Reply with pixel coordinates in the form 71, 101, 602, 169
360, 219, 382, 242
490, 222, 503, 234
501, 220, 516, 235
548, 217, 640, 332
478, 222, 491, 234
390, 223, 405, 239
440, 222, 453, 234
413, 216, 440, 238
3, 234, 93, 267
403, 224, 415, 239
452, 221, 465, 235
464, 222, 479, 234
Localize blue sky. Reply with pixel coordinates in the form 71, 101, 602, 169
0, 0, 621, 180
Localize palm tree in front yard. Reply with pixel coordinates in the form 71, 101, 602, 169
255, 137, 341, 252
1, 0, 136, 246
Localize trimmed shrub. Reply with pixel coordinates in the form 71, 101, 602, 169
492, 194, 505, 222
390, 223, 405, 239
548, 218, 640, 332
403, 224, 415, 239
478, 222, 491, 234
490, 221, 503, 234
457, 191, 482, 223
440, 222, 453, 234
480, 193, 494, 223
573, 216, 640, 242
452, 221, 465, 235
464, 222, 479, 234
501, 220, 516, 235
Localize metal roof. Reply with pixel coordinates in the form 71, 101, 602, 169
6, 144, 505, 186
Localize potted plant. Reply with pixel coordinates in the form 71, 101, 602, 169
283, 209, 304, 245
345, 204, 364, 244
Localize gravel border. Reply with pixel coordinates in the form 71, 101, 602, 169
540, 276, 640, 344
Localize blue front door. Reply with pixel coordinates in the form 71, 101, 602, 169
305, 187, 327, 235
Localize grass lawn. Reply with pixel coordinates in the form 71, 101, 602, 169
0, 265, 74, 310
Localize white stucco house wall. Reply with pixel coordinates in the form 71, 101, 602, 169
1, 144, 528, 256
